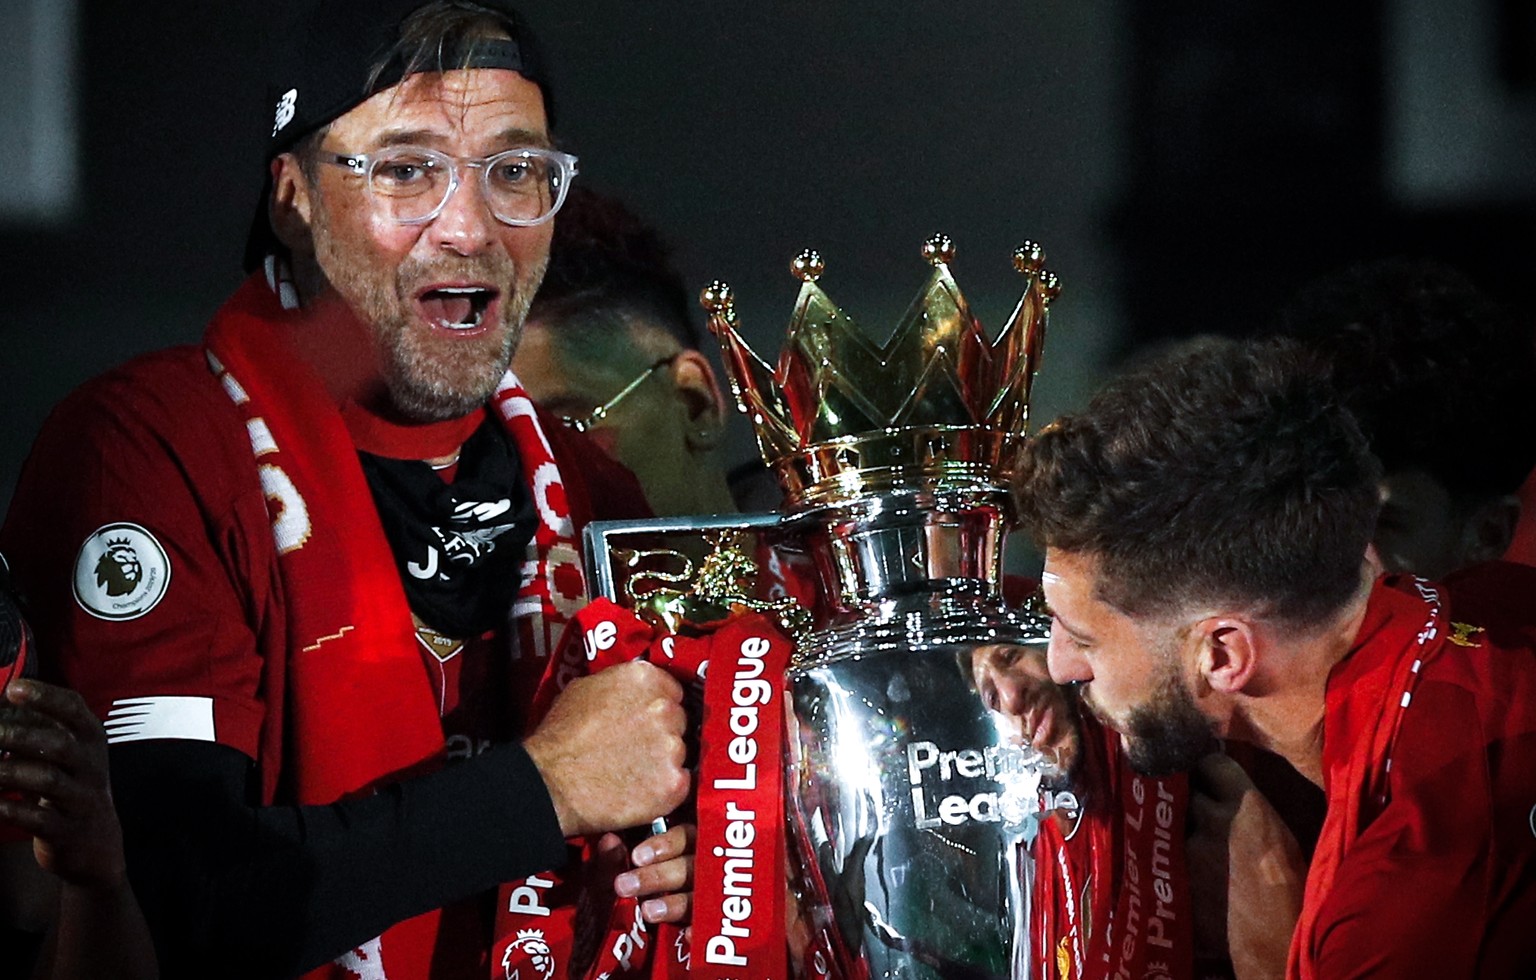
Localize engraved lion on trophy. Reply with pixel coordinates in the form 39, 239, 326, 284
618, 529, 808, 639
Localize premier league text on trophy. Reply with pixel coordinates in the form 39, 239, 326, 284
703, 635, 773, 970
906, 739, 1079, 829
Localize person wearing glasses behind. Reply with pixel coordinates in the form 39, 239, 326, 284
514, 186, 748, 517
0, 4, 697, 978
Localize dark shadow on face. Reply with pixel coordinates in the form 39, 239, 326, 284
1119, 656, 1220, 778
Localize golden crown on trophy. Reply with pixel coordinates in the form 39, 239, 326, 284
700, 234, 1059, 510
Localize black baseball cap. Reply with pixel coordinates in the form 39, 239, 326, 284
243, 0, 556, 272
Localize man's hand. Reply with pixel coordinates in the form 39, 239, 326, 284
1187, 753, 1306, 980
524, 661, 689, 837
0, 678, 127, 889
615, 822, 695, 926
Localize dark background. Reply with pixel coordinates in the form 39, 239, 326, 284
3, 0, 1533, 512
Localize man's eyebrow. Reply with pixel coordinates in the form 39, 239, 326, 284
1045, 604, 1094, 643
491, 127, 552, 149
369, 127, 552, 150
373, 128, 449, 149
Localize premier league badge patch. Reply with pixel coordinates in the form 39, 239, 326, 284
501, 928, 555, 980
73, 522, 171, 621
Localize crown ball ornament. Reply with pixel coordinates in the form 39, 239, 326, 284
1037, 269, 1062, 304
921, 232, 955, 266
699, 279, 734, 317
790, 248, 825, 282
1012, 240, 1046, 276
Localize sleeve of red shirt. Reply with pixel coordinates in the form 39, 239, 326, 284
0, 349, 271, 759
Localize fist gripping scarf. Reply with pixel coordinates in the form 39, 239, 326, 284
205, 276, 588, 980
495, 599, 793, 980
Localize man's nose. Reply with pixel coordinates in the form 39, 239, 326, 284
995, 680, 1028, 717
1045, 630, 1091, 685
428, 173, 498, 255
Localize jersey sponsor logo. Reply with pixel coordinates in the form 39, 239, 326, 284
406, 498, 520, 582
502, 928, 556, 980
73, 522, 171, 621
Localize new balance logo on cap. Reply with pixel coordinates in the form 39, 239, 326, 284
273, 88, 298, 137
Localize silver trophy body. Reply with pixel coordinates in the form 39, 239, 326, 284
784, 489, 1058, 980
582, 495, 1066, 979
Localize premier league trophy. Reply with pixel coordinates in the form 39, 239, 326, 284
695, 235, 1074, 980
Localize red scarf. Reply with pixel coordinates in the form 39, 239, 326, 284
1030, 716, 1193, 980
205, 276, 586, 980
493, 599, 791, 980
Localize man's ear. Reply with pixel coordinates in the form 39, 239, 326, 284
1458, 493, 1521, 566
269, 153, 316, 253
1194, 616, 1261, 696
669, 350, 727, 451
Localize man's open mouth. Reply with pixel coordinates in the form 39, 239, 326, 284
417, 286, 500, 331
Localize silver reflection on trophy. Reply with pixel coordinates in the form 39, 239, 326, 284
701, 236, 1074, 979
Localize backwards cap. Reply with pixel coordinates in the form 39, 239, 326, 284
243, 0, 555, 272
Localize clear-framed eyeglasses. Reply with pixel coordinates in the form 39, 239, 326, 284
558, 355, 679, 434
325, 145, 579, 227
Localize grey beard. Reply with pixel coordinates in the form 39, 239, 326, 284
304, 263, 546, 422
379, 251, 547, 421
383, 320, 520, 421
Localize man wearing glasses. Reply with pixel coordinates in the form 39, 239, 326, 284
0, 3, 694, 978
515, 187, 743, 517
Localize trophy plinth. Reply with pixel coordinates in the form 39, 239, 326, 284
703, 237, 1073, 979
